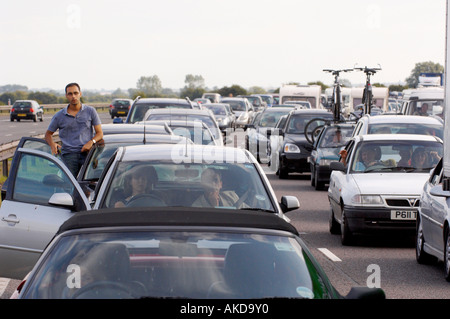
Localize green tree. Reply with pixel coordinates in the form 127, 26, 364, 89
27, 91, 58, 104
218, 85, 247, 97
308, 81, 329, 91
136, 75, 163, 97
248, 86, 266, 94
184, 74, 205, 89
405, 61, 444, 88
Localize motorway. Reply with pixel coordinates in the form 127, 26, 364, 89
0, 112, 449, 299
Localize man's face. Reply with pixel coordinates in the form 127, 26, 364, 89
66, 85, 82, 105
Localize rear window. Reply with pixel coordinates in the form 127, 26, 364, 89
13, 102, 32, 109
128, 103, 192, 123
113, 100, 131, 107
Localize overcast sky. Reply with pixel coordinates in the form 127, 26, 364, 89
0, 0, 446, 92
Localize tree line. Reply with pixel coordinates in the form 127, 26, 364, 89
0, 61, 443, 105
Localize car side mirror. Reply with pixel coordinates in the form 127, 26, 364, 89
48, 193, 75, 208
430, 184, 450, 197
280, 195, 300, 213
345, 287, 385, 299
330, 161, 346, 172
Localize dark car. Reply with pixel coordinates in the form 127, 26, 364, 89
10, 100, 43, 122
245, 107, 294, 163
15, 208, 385, 299
109, 99, 133, 119
309, 123, 355, 190
268, 109, 334, 178
124, 98, 195, 124
202, 103, 236, 132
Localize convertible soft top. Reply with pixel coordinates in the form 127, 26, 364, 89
57, 207, 299, 236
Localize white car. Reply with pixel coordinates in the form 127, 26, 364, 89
328, 134, 443, 245
0, 140, 299, 280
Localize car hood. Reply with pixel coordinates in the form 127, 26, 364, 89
284, 133, 311, 147
352, 173, 430, 195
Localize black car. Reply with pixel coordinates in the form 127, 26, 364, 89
268, 109, 334, 178
10, 100, 43, 122
15, 208, 385, 299
109, 99, 133, 119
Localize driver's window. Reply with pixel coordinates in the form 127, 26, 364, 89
13, 153, 74, 205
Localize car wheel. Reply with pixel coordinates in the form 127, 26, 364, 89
340, 206, 354, 245
278, 160, 288, 179
10, 118, 14, 122
39, 113, 43, 121
445, 229, 450, 281
415, 216, 436, 264
315, 170, 324, 190
33, 114, 37, 122
329, 207, 340, 235
310, 166, 316, 187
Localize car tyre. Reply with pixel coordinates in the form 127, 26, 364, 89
315, 170, 324, 190
445, 229, 450, 281
329, 207, 340, 235
33, 114, 37, 122
340, 207, 354, 245
415, 216, 436, 264
310, 166, 316, 187
278, 161, 288, 179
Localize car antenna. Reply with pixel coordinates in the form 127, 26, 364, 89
185, 96, 194, 108
143, 121, 146, 144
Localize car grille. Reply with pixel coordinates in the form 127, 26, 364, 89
385, 198, 420, 207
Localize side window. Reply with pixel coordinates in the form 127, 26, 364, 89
13, 153, 74, 205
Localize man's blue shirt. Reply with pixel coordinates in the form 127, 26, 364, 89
47, 104, 101, 154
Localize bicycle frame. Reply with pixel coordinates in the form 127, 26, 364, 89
354, 65, 381, 115
323, 69, 352, 122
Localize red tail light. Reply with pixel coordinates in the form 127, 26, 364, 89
109, 104, 113, 109
11, 108, 15, 112
30, 108, 35, 113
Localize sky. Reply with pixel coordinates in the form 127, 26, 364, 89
0, 0, 447, 92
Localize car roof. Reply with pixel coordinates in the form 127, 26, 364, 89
262, 107, 294, 112
291, 109, 333, 115
101, 123, 172, 135
135, 98, 190, 104
118, 143, 252, 162
362, 114, 443, 124
145, 108, 212, 115
138, 119, 209, 128
357, 133, 442, 143
56, 207, 299, 236
102, 133, 189, 144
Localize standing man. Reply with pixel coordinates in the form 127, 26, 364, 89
45, 83, 103, 177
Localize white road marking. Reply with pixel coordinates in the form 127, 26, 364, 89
318, 248, 342, 262
0, 278, 10, 297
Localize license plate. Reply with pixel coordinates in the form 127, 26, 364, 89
118, 111, 126, 114
390, 210, 417, 220
18, 114, 26, 117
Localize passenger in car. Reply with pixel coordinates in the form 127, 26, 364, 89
411, 148, 431, 169
397, 146, 413, 167
192, 168, 240, 208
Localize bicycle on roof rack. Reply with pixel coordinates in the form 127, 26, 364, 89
303, 68, 353, 144
353, 64, 382, 116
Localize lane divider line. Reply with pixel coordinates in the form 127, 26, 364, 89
318, 248, 342, 262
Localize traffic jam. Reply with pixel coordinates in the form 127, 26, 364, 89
1, 7, 450, 303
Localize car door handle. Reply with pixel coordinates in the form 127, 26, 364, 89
1, 215, 20, 224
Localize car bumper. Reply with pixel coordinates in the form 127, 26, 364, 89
281, 153, 310, 173
344, 206, 416, 234
10, 113, 36, 120
111, 109, 129, 117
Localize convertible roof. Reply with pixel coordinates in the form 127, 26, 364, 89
57, 207, 298, 236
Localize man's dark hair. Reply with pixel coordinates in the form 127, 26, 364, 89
65, 82, 81, 93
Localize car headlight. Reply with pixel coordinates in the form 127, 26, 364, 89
351, 195, 383, 205
238, 113, 249, 121
319, 159, 332, 166
284, 143, 300, 153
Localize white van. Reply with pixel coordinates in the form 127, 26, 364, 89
400, 86, 444, 117
350, 86, 389, 113
279, 85, 323, 109
202, 93, 221, 103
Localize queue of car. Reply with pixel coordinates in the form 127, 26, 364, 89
6, 90, 450, 299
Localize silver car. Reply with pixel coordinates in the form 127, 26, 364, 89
0, 142, 299, 279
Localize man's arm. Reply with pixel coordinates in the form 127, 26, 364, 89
44, 130, 60, 155
81, 124, 103, 153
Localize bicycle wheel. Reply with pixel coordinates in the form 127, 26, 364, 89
304, 118, 328, 144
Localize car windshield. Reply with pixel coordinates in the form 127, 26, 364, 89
258, 111, 291, 128
146, 115, 220, 140
22, 230, 332, 299
100, 161, 275, 212
128, 103, 191, 123
406, 99, 444, 116
223, 100, 246, 112
170, 126, 215, 145
113, 100, 131, 107
286, 115, 332, 134
319, 126, 354, 148
203, 105, 227, 115
368, 123, 443, 139
350, 140, 443, 173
